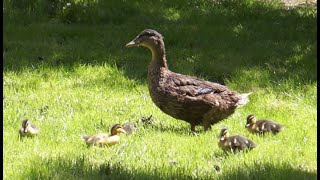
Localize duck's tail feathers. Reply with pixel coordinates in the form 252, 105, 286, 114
82, 135, 90, 142
236, 92, 252, 107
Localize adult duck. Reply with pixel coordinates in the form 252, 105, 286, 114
126, 29, 251, 132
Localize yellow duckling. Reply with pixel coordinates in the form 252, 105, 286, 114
82, 124, 127, 147
18, 119, 40, 138
218, 128, 257, 152
245, 114, 284, 134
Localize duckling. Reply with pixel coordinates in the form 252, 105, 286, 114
82, 124, 127, 147
140, 115, 153, 125
126, 29, 251, 132
18, 119, 40, 138
245, 114, 284, 134
218, 128, 256, 152
122, 122, 136, 135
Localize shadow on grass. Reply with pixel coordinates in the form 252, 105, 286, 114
4, 0, 317, 88
25, 155, 316, 179
26, 155, 194, 180
219, 162, 317, 180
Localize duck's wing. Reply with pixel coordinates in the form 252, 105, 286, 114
233, 135, 257, 149
256, 120, 283, 133
164, 72, 229, 97
86, 133, 109, 144
229, 136, 247, 150
244, 138, 257, 148
30, 123, 40, 132
28, 124, 40, 134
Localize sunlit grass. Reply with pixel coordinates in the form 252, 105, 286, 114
3, 63, 316, 179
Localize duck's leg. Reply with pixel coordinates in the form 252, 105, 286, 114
203, 119, 212, 131
190, 123, 196, 132
204, 125, 212, 131
190, 123, 199, 136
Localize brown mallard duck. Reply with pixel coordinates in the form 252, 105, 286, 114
18, 119, 40, 138
245, 114, 284, 134
218, 128, 257, 152
126, 29, 251, 132
82, 124, 127, 147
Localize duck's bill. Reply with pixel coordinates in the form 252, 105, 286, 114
126, 40, 138, 47
126, 37, 141, 47
220, 136, 225, 141
245, 124, 250, 127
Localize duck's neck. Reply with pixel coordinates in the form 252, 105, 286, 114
149, 40, 168, 69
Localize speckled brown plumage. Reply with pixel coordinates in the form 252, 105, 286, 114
126, 29, 251, 131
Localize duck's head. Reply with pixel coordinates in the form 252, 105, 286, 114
110, 124, 127, 135
219, 128, 230, 141
246, 114, 257, 127
126, 29, 164, 48
21, 119, 30, 133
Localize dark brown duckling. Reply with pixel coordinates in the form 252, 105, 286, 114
218, 128, 257, 152
245, 114, 284, 134
82, 124, 127, 147
18, 119, 40, 138
126, 29, 251, 132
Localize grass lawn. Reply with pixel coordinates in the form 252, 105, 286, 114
3, 0, 317, 179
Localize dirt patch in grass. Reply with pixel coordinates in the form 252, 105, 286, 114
279, 0, 316, 7
261, 0, 316, 7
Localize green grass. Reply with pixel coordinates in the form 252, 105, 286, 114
3, 0, 317, 179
